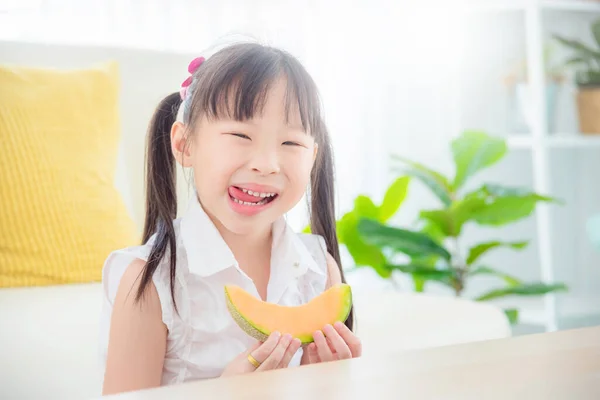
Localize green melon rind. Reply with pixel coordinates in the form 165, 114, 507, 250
225, 284, 353, 345
225, 287, 270, 342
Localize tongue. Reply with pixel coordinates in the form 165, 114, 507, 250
229, 186, 264, 203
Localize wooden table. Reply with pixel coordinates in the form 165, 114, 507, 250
104, 326, 600, 400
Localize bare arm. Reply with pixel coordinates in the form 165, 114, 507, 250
325, 252, 342, 288
102, 258, 167, 395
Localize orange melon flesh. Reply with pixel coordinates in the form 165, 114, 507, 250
224, 283, 352, 344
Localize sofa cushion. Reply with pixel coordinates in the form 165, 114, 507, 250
0, 62, 139, 287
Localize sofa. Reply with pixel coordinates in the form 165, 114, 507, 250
0, 40, 511, 400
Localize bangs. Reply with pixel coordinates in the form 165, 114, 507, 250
186, 44, 323, 136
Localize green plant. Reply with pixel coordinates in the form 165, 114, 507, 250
324, 131, 568, 325
553, 17, 600, 87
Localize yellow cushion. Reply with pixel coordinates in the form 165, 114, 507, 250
0, 62, 139, 287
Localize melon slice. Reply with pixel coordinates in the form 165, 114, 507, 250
224, 283, 352, 344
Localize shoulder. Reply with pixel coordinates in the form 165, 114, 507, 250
102, 220, 183, 304
324, 251, 342, 288
296, 232, 342, 288
109, 256, 163, 324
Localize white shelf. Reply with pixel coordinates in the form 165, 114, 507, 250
507, 135, 600, 149
541, 0, 600, 12
507, 135, 535, 149
481, 1, 600, 332
465, 0, 600, 12
466, 0, 527, 11
547, 135, 600, 147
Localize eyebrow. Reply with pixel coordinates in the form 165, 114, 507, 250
227, 118, 306, 133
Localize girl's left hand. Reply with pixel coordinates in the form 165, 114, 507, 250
301, 321, 362, 365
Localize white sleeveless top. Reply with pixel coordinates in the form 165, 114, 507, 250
98, 195, 329, 385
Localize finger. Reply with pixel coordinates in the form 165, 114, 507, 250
307, 343, 319, 364
313, 330, 334, 362
245, 340, 263, 355
325, 337, 337, 355
277, 338, 302, 368
251, 332, 281, 364
257, 334, 292, 371
323, 324, 352, 359
334, 321, 362, 357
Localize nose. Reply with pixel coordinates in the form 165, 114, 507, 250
249, 144, 280, 176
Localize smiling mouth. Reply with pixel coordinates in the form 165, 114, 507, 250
228, 186, 279, 206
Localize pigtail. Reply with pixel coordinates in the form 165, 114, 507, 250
310, 127, 355, 332
136, 92, 181, 308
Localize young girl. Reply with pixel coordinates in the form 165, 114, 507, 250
99, 42, 361, 395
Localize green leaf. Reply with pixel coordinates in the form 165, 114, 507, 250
553, 34, 600, 60
413, 277, 426, 292
419, 220, 447, 245
387, 263, 455, 292
593, 19, 600, 48
471, 196, 544, 226
419, 195, 487, 237
579, 70, 600, 86
354, 195, 379, 220
419, 209, 453, 237
564, 56, 589, 67
466, 241, 529, 265
578, 70, 600, 86
469, 266, 522, 286
475, 282, 568, 301
481, 184, 559, 202
392, 155, 453, 206
337, 212, 390, 278
451, 131, 507, 190
461, 184, 560, 227
504, 308, 519, 325
378, 176, 410, 222
357, 218, 452, 261
386, 263, 456, 281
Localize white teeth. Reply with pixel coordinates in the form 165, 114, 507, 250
232, 197, 270, 206
238, 188, 277, 198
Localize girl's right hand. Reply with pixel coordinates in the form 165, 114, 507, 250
220, 332, 301, 377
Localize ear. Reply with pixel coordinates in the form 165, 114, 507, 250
312, 142, 319, 165
171, 121, 193, 167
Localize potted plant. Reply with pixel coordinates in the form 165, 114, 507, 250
327, 131, 568, 324
553, 17, 600, 134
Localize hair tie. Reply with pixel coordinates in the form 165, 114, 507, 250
180, 56, 205, 100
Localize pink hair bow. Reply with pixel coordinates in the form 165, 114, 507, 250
180, 56, 205, 100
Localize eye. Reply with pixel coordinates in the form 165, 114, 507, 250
283, 141, 302, 146
231, 133, 251, 140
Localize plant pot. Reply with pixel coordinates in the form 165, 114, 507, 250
576, 86, 600, 134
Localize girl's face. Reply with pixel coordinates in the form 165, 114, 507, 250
172, 78, 318, 236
